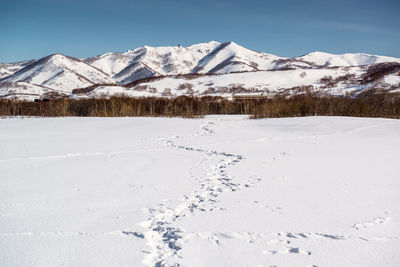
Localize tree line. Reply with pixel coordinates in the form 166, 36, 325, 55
1, 92, 399, 119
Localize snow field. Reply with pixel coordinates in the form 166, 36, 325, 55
0, 116, 399, 266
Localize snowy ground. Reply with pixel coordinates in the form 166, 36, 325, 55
0, 116, 399, 267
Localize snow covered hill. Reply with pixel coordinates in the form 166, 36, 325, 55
85, 67, 367, 99
295, 51, 400, 68
1, 41, 400, 100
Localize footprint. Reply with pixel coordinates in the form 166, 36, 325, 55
253, 202, 283, 214
264, 247, 311, 255
270, 152, 289, 161
243, 176, 262, 188
353, 217, 390, 230
122, 231, 145, 238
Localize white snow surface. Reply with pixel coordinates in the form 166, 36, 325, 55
0, 116, 399, 267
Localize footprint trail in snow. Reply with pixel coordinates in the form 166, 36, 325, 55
137, 120, 249, 267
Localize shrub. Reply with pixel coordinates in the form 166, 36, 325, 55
319, 76, 338, 88
202, 87, 216, 95
320, 76, 333, 84
186, 88, 194, 95
162, 88, 172, 96
148, 87, 157, 93
177, 83, 193, 90
134, 85, 148, 91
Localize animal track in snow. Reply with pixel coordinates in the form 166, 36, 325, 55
194, 121, 215, 136
353, 217, 390, 230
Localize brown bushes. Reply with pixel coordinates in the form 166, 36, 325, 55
361, 62, 400, 84
123, 76, 165, 88
133, 85, 148, 91
279, 85, 314, 95
71, 83, 116, 95
251, 92, 400, 119
123, 73, 219, 88
319, 73, 358, 89
177, 83, 193, 90
1, 93, 399, 119
319, 76, 337, 88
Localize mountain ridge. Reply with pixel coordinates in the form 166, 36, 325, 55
1, 41, 400, 100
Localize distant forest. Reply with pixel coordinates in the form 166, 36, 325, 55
1, 91, 400, 119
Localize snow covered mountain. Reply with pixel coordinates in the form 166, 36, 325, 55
1, 41, 400, 100
0, 60, 36, 80
1, 54, 113, 93
84, 41, 291, 84
190, 41, 287, 73
295, 51, 400, 67
84, 41, 222, 84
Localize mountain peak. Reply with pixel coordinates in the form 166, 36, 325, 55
44, 53, 74, 64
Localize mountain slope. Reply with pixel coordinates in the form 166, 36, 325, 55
84, 52, 133, 78
1, 54, 114, 93
295, 51, 400, 67
0, 60, 36, 80
85, 41, 221, 84
192, 41, 288, 73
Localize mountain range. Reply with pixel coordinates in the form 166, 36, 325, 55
1, 41, 400, 100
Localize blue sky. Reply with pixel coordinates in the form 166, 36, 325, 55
1, 0, 399, 62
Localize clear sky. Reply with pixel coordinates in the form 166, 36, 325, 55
1, 0, 399, 63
